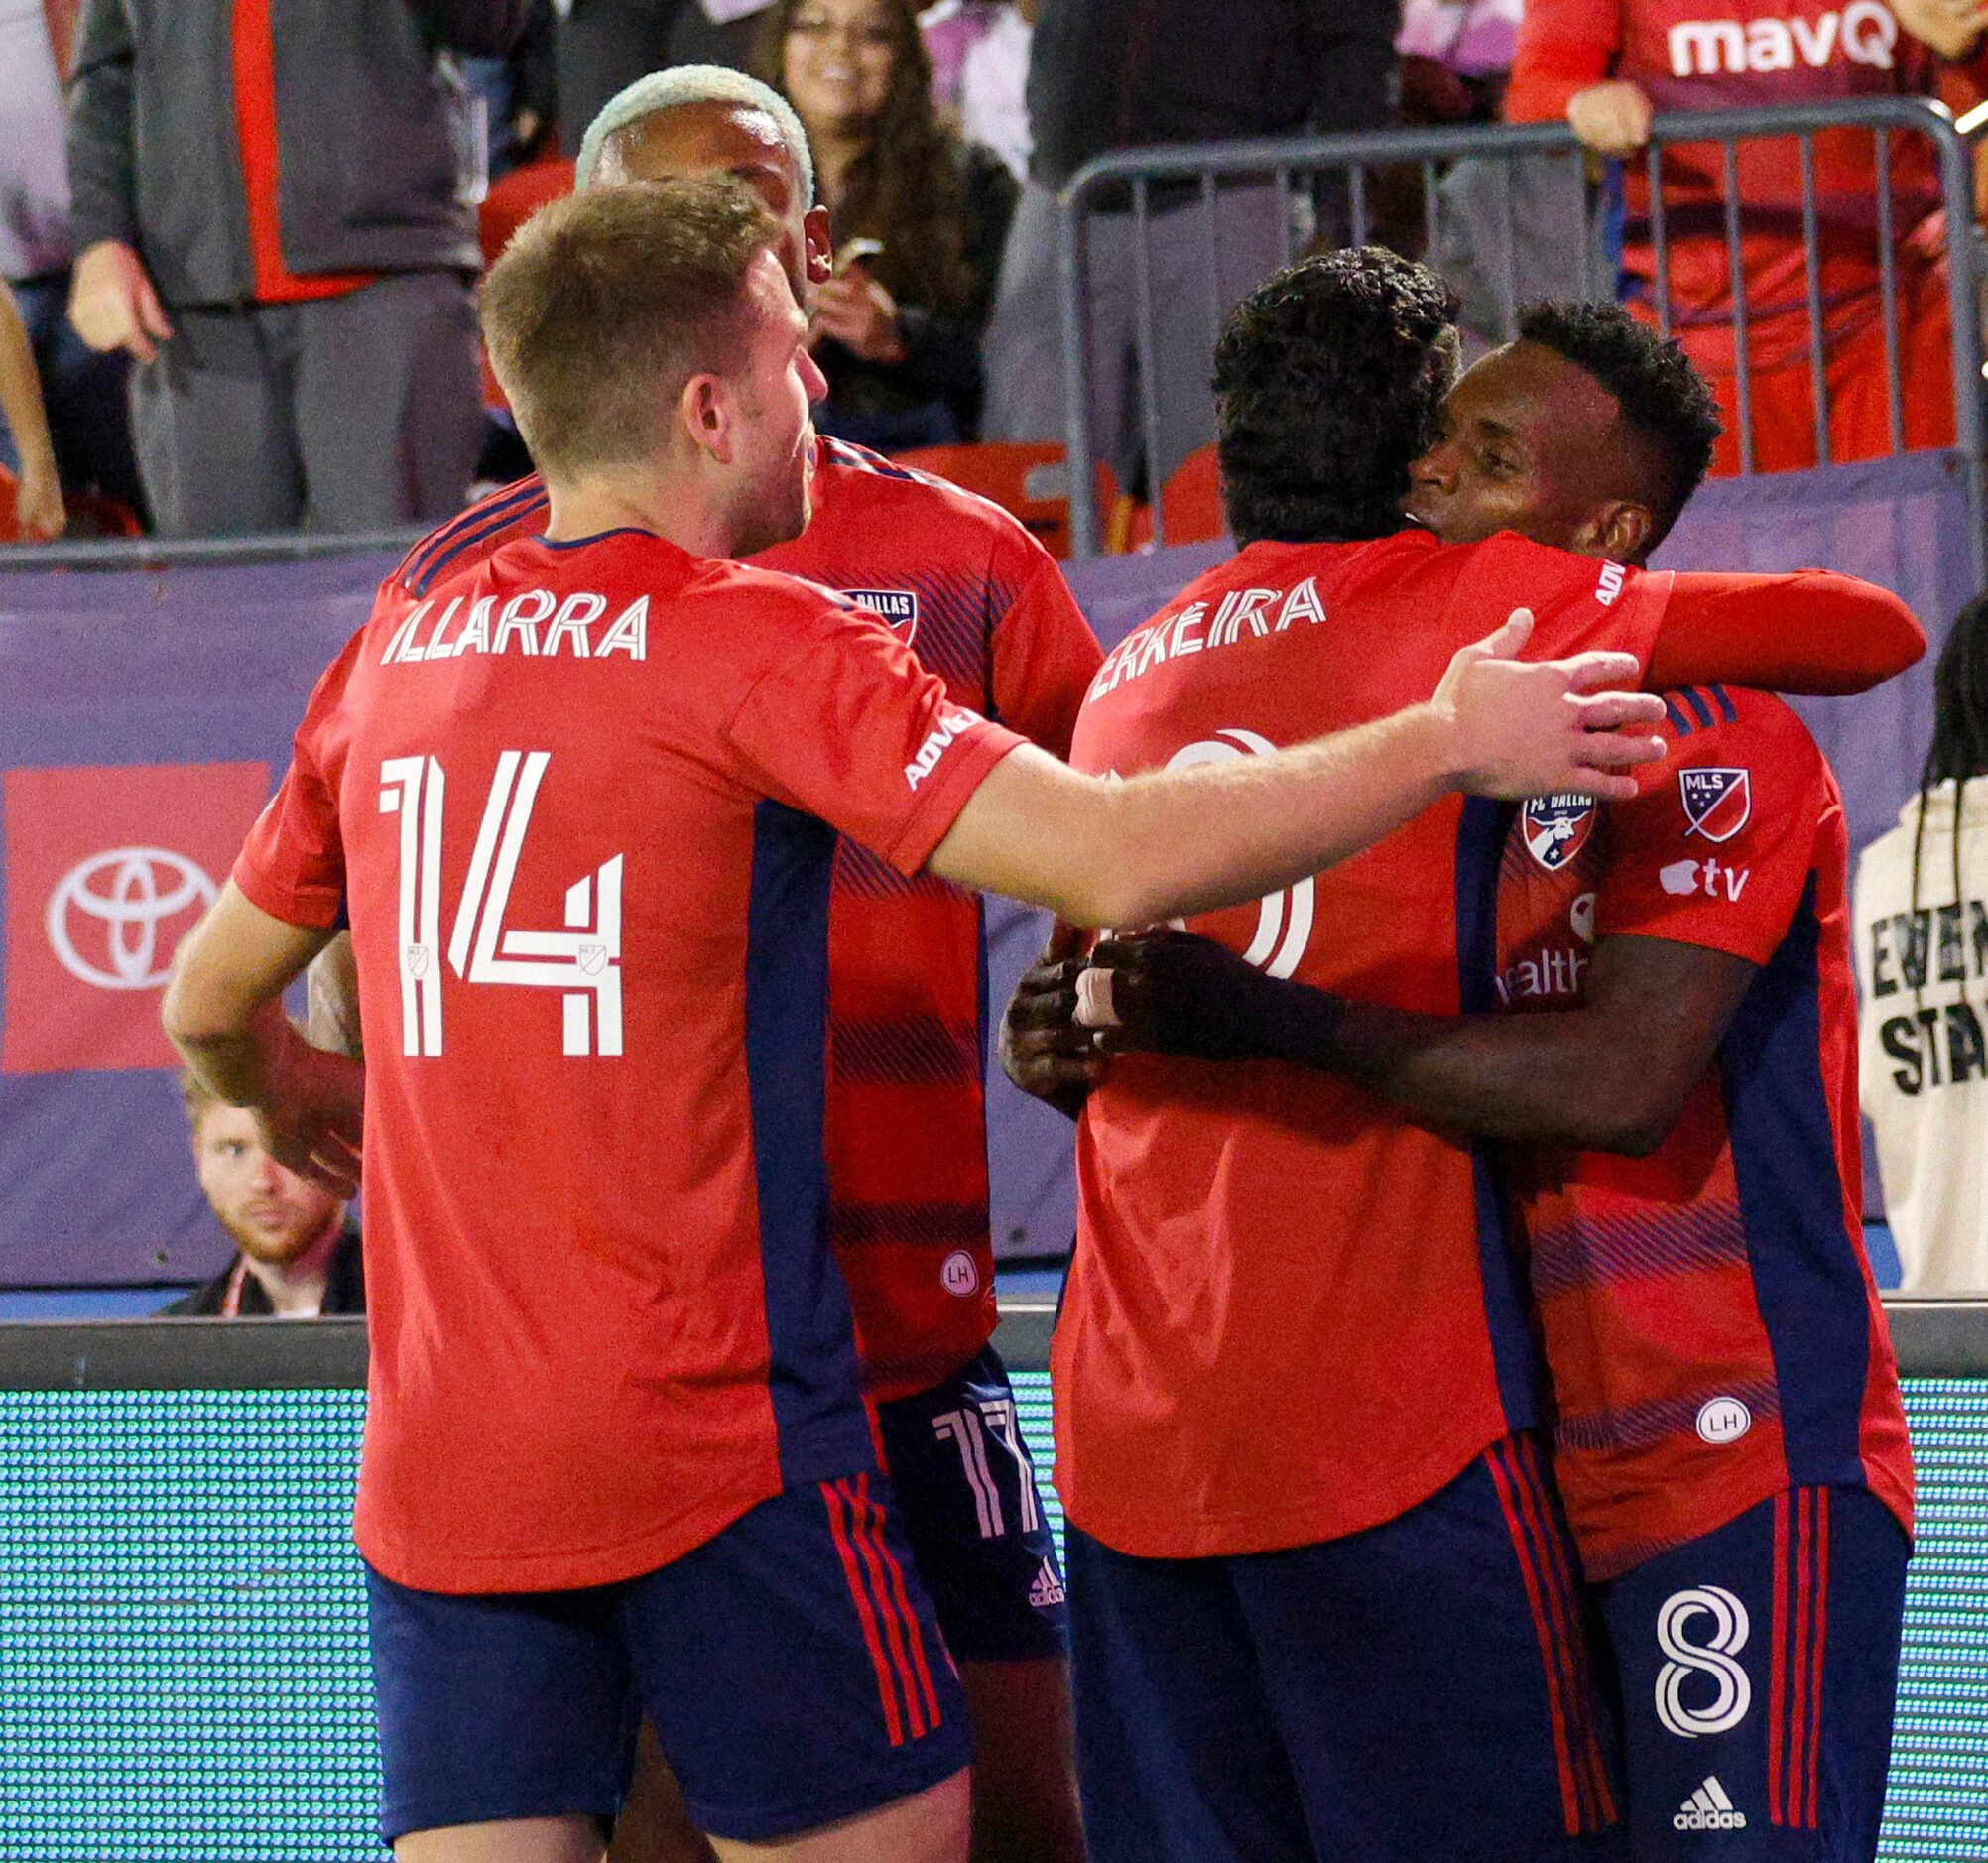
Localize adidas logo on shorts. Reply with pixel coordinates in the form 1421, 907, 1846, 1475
1030, 1558, 1066, 1608
1674, 1776, 1747, 1832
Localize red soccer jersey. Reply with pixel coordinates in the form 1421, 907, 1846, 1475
234, 529, 1023, 1593
1496, 684, 1913, 1579
391, 439, 1102, 1402
1507, 0, 1988, 372
1056, 529, 1680, 1559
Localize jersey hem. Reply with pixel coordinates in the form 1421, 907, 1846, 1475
1056, 1422, 1500, 1560
353, 1468, 855, 1596
1592, 1471, 1917, 1585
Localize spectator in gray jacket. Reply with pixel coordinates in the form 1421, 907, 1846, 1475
65, 0, 529, 536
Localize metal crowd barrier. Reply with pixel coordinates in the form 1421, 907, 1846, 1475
0, 525, 427, 573
1056, 97, 1988, 563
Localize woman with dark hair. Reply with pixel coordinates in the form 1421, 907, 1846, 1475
754, 0, 1014, 449
1855, 596, 1988, 1291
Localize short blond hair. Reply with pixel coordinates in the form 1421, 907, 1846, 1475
480, 177, 780, 479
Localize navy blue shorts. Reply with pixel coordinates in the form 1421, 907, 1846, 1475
366, 1474, 970, 1845
1598, 1485, 1908, 1860
1068, 1432, 1627, 1863
877, 1344, 1068, 1663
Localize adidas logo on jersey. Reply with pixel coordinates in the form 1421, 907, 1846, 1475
1674, 1777, 1748, 1832
1030, 1558, 1066, 1608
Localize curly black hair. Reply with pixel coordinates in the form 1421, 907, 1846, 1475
1514, 301, 1722, 554
1213, 249, 1460, 547
1909, 594, 1988, 992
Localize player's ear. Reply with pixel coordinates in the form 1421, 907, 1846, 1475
680, 372, 735, 467
1586, 499, 1653, 564
803, 205, 834, 287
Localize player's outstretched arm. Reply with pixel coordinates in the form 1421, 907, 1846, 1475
1650, 570, 1925, 697
1070, 930, 1755, 1156
931, 611, 1668, 930
162, 882, 362, 1195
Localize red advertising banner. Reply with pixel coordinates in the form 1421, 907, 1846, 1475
3, 763, 271, 1075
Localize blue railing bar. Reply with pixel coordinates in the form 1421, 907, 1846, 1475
1131, 176, 1164, 546
1055, 186, 1101, 557
1498, 160, 1521, 341
0, 526, 428, 574
1422, 159, 1439, 275
1799, 134, 1830, 467
1646, 143, 1673, 341
1936, 110, 1988, 588
1874, 128, 1906, 458
1721, 139, 1756, 475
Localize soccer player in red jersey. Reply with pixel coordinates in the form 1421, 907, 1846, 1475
1507, 0, 1988, 474
319, 68, 1106, 1863
1053, 302, 1915, 1861
163, 183, 1670, 1863
998, 254, 1925, 1863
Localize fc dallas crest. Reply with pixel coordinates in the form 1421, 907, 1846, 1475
1678, 768, 1752, 843
1521, 794, 1598, 871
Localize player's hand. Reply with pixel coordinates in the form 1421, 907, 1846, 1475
1891, 0, 1988, 58
1434, 607, 1669, 804
68, 240, 174, 364
999, 923, 1106, 1119
1074, 931, 1286, 1062
254, 1039, 364, 1199
13, 449, 65, 541
1566, 80, 1654, 156
810, 272, 908, 364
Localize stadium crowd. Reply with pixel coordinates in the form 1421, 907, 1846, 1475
6, 0, 1988, 539
5, 4, 1988, 1863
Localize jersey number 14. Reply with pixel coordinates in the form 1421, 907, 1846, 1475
379, 752, 623, 1058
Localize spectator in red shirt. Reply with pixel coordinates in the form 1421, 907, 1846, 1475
1506, 0, 1988, 474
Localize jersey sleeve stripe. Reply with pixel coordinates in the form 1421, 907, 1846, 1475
404, 482, 551, 594
1769, 1490, 1791, 1825
857, 1472, 944, 1726
398, 478, 542, 586
1802, 1489, 1831, 1828
820, 1480, 908, 1746
1681, 687, 1717, 731
1710, 683, 1739, 724
1484, 1439, 1596, 1835
1663, 695, 1696, 735
1513, 1434, 1620, 1826
844, 1476, 931, 1738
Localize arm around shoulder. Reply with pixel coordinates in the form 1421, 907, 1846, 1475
1647, 569, 1926, 697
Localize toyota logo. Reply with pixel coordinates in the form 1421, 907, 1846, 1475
46, 847, 217, 990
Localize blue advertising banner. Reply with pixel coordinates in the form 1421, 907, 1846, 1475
0, 449, 1970, 1290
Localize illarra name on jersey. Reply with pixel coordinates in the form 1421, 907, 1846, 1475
380, 589, 652, 665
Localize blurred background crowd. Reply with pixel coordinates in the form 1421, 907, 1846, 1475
6, 0, 1986, 547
